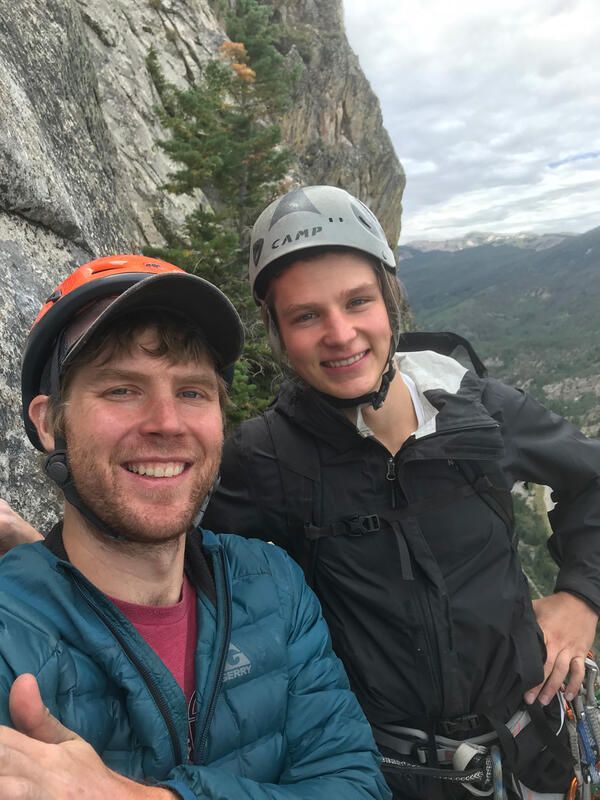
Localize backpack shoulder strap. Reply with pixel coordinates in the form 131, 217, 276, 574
397, 331, 488, 378
261, 407, 322, 583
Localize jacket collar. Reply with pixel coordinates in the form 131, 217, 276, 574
275, 353, 505, 461
275, 380, 361, 452
44, 522, 216, 605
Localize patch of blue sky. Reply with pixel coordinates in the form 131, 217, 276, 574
548, 151, 600, 168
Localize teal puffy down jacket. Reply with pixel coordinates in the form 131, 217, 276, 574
0, 528, 390, 800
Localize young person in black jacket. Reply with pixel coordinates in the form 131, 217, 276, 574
204, 186, 600, 798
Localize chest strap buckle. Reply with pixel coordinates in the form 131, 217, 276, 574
347, 514, 381, 535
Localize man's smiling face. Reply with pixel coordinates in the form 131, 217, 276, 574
59, 326, 223, 543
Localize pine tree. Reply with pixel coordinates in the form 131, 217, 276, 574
154, 43, 292, 241
144, 1, 297, 425
225, 0, 297, 116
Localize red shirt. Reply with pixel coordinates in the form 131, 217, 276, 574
111, 574, 198, 703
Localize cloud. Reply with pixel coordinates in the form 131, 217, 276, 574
401, 164, 600, 239
342, 0, 600, 239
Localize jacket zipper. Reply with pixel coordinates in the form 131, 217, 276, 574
375, 420, 501, 715
384, 445, 451, 714
386, 456, 397, 481
411, 419, 500, 447
194, 546, 232, 764
69, 572, 183, 765
386, 456, 398, 509
418, 588, 445, 713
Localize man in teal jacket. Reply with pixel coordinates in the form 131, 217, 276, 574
0, 255, 390, 800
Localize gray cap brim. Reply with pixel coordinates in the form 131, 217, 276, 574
62, 272, 244, 372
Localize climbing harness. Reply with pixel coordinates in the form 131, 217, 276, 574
376, 719, 510, 798
377, 661, 600, 800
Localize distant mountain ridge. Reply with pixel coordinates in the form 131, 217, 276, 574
399, 231, 573, 258
398, 226, 600, 436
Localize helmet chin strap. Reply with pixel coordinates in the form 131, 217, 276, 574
44, 436, 126, 541
192, 475, 220, 529
41, 345, 125, 540
316, 343, 397, 411
44, 435, 219, 541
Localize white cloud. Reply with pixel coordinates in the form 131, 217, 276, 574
342, 0, 600, 240
401, 158, 438, 175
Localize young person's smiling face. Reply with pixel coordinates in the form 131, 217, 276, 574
271, 252, 392, 399
34, 327, 223, 543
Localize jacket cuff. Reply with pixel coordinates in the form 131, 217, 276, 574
552, 582, 600, 618
157, 781, 196, 800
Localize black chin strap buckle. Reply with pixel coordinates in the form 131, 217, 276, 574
44, 449, 70, 487
369, 356, 397, 410
317, 352, 398, 411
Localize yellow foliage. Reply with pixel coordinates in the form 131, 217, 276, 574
231, 63, 256, 84
219, 42, 255, 82
220, 42, 248, 63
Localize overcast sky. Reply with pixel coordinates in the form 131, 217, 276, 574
342, 0, 600, 241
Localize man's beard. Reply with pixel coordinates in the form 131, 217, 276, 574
65, 439, 221, 545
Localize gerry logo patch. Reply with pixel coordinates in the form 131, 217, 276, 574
223, 643, 252, 682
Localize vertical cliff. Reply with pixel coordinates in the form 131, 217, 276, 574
0, 0, 404, 525
274, 0, 404, 243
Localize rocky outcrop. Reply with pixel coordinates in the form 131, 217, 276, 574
542, 375, 600, 403
273, 0, 404, 244
543, 375, 600, 437
0, 0, 404, 525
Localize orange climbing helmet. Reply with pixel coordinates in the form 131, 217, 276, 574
22, 254, 244, 450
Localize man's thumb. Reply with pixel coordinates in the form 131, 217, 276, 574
9, 673, 79, 744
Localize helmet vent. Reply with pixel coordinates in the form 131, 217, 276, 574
45, 289, 62, 304
268, 188, 320, 230
252, 238, 264, 267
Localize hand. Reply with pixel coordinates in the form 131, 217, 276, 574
0, 674, 176, 799
525, 591, 599, 706
0, 500, 43, 555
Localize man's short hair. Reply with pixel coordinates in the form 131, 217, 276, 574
46, 310, 228, 438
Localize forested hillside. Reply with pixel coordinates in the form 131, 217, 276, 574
400, 226, 600, 436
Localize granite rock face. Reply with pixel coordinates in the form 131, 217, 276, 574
0, 0, 131, 253
0, 0, 405, 527
0, 217, 91, 527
